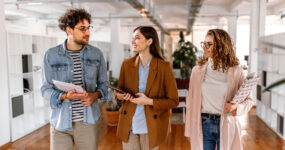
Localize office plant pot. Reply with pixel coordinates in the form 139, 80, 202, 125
104, 107, 119, 126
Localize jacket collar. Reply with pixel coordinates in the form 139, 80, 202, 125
59, 39, 88, 55
196, 61, 209, 75
133, 55, 157, 69
146, 56, 157, 94
130, 55, 158, 95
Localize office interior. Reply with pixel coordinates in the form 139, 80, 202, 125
0, 0, 285, 149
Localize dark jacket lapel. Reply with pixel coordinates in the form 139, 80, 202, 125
130, 56, 140, 94
145, 57, 158, 95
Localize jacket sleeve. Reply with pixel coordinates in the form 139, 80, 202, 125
118, 61, 125, 91
40, 50, 64, 109
236, 69, 255, 116
184, 67, 196, 138
152, 62, 179, 110
96, 51, 111, 101
115, 61, 125, 103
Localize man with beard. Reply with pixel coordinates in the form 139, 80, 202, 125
41, 8, 110, 150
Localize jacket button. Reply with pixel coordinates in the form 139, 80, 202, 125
153, 114, 157, 119
124, 110, 127, 115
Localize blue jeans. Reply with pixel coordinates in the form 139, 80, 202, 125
202, 115, 220, 150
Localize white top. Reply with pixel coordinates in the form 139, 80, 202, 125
201, 59, 228, 114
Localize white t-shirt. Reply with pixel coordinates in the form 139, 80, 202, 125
201, 59, 228, 114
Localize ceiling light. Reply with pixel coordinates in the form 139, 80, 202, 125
26, 2, 43, 6
139, 8, 148, 13
141, 13, 149, 18
5, 10, 27, 17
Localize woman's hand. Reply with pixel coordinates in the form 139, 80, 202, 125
225, 101, 238, 116
114, 90, 133, 101
130, 93, 153, 105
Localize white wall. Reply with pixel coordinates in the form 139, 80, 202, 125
6, 21, 48, 36
0, 0, 11, 146
90, 27, 111, 42
192, 26, 209, 51
192, 29, 207, 51
265, 24, 285, 36
119, 27, 131, 45
236, 24, 250, 61
89, 26, 130, 45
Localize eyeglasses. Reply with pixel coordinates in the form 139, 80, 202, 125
200, 41, 213, 49
74, 26, 93, 32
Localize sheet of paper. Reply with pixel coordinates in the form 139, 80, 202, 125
53, 80, 84, 93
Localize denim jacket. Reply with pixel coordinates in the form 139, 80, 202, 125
41, 40, 110, 131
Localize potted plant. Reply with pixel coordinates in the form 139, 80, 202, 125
104, 77, 120, 126
173, 31, 197, 88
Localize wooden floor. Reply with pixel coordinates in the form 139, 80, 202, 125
1, 107, 285, 150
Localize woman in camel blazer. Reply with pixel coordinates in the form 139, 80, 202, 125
114, 26, 179, 150
185, 29, 254, 150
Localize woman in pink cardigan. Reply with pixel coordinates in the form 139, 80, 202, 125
185, 29, 254, 150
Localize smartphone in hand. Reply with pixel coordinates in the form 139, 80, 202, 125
107, 86, 137, 97
107, 86, 126, 94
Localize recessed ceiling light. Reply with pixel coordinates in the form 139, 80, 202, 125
26, 2, 43, 6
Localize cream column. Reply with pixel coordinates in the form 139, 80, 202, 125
227, 16, 238, 46
0, 0, 11, 146
249, 0, 266, 102
110, 19, 124, 78
249, 0, 266, 74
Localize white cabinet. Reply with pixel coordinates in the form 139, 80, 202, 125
7, 32, 56, 141
258, 33, 285, 139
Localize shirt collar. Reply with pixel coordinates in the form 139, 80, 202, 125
59, 39, 87, 54
139, 57, 152, 68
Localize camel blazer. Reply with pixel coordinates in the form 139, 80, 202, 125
185, 62, 254, 150
116, 56, 179, 148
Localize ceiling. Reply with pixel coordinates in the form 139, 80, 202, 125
3, 0, 285, 33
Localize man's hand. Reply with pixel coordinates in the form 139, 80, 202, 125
81, 91, 101, 107
225, 101, 238, 116
62, 89, 87, 100
130, 93, 153, 105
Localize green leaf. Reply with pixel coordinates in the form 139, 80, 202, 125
172, 38, 197, 80
263, 78, 285, 92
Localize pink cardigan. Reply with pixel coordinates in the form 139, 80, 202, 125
185, 62, 254, 150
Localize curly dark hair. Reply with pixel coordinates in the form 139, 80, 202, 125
198, 29, 239, 72
58, 8, 91, 31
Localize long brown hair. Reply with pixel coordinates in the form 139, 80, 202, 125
198, 29, 239, 72
134, 26, 164, 60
